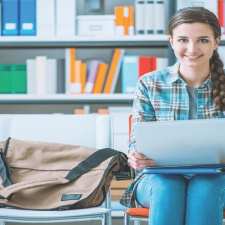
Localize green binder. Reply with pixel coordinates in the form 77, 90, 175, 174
0, 64, 27, 93
11, 65, 27, 93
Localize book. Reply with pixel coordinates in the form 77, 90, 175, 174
35, 56, 47, 95
176, 0, 218, 17
143, 164, 225, 175
56, 59, 65, 94
36, 0, 55, 37
114, 6, 124, 36
135, 0, 145, 34
80, 62, 87, 93
55, 0, 76, 37
138, 56, 156, 77
93, 63, 108, 94
103, 48, 125, 93
85, 60, 99, 93
218, 0, 225, 33
19, 0, 36, 35
155, 0, 166, 34
2, 0, 19, 35
121, 55, 138, 94
145, 0, 155, 34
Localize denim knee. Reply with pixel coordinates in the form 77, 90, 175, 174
188, 174, 225, 197
135, 174, 186, 207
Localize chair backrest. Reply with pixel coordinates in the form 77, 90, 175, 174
0, 114, 111, 149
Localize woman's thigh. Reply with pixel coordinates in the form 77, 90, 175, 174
135, 174, 187, 208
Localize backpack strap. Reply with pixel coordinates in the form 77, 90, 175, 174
0, 148, 123, 199
66, 148, 120, 181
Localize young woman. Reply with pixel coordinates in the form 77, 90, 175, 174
127, 7, 225, 225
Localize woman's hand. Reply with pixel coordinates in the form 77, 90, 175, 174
128, 151, 156, 170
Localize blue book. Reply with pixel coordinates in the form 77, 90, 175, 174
142, 164, 225, 175
19, 0, 36, 35
2, 0, 19, 35
121, 56, 138, 94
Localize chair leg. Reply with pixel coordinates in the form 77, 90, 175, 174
0, 221, 5, 225
134, 220, 142, 225
102, 212, 111, 225
124, 212, 130, 225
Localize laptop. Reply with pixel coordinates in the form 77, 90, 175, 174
134, 118, 225, 166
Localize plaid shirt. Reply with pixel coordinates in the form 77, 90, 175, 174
129, 63, 225, 151
120, 63, 225, 208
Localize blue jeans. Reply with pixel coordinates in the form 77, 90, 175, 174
135, 174, 225, 225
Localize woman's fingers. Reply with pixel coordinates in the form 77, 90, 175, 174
128, 151, 156, 169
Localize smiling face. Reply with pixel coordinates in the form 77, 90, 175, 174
169, 22, 219, 69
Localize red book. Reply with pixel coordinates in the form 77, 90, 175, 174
138, 56, 157, 77
218, 0, 224, 28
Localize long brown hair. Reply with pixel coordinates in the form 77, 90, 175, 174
168, 7, 225, 110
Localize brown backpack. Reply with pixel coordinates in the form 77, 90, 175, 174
0, 138, 129, 210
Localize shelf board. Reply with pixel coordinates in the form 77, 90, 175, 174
0, 35, 225, 47
0, 35, 169, 47
0, 94, 134, 104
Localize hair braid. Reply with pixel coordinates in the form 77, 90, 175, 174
210, 50, 225, 110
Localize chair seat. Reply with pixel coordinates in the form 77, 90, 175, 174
0, 208, 110, 223
126, 208, 225, 218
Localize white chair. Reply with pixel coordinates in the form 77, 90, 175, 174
0, 114, 112, 225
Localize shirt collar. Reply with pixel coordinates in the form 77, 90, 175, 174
167, 62, 212, 88
167, 62, 182, 84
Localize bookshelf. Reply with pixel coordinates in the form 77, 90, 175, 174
1, 0, 225, 209
1, 0, 225, 115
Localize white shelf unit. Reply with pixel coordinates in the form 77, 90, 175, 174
1, 35, 224, 47
0, 94, 134, 103
0, 34, 172, 114
0, 35, 170, 47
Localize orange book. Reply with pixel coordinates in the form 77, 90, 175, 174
70, 60, 81, 93
80, 62, 87, 93
103, 48, 124, 93
123, 6, 129, 35
69, 48, 76, 83
114, 6, 124, 35
93, 63, 108, 93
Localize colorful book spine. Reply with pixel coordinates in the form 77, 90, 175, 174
80, 62, 87, 93
218, 0, 225, 33
0, 64, 26, 93
121, 56, 138, 94
85, 60, 99, 93
2, 0, 19, 35
19, 0, 36, 35
138, 56, 156, 77
103, 48, 125, 94
93, 63, 108, 94
115, 5, 134, 36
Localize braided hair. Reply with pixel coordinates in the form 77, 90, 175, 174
168, 7, 225, 110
